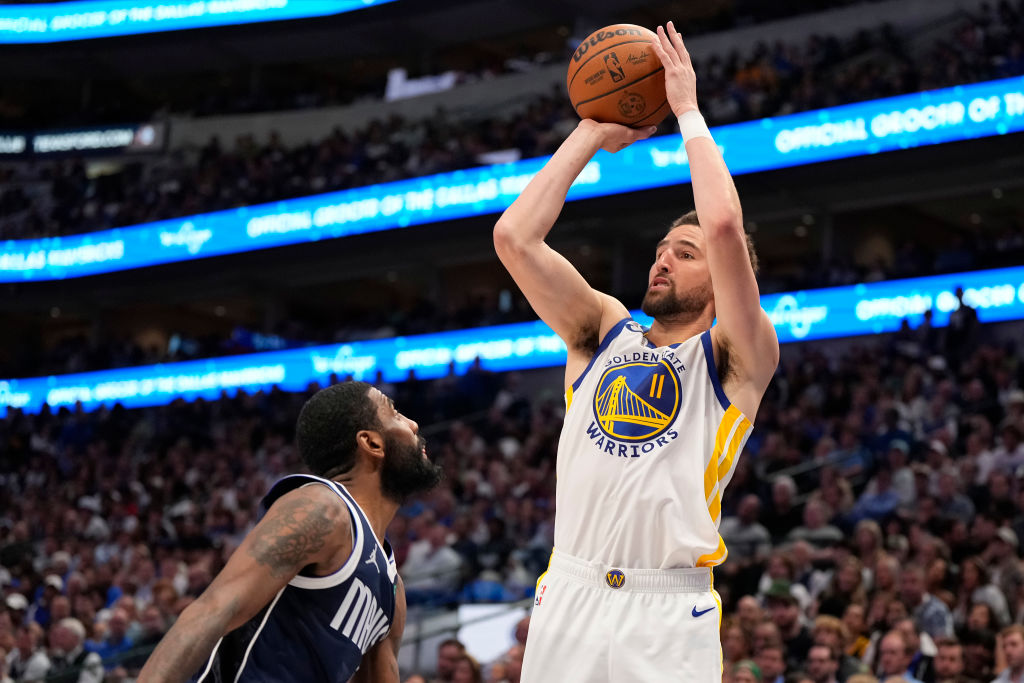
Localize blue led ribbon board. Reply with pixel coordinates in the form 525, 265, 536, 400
2, 76, 1022, 283
0, 0, 397, 43
3, 265, 1024, 415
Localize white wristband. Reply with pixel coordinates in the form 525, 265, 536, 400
679, 110, 713, 144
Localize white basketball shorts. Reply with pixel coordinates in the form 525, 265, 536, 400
521, 550, 723, 682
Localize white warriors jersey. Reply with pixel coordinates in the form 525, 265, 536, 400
555, 317, 753, 570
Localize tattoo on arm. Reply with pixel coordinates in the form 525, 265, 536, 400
139, 595, 240, 682
247, 497, 337, 578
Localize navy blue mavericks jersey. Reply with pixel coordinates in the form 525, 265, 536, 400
192, 474, 398, 683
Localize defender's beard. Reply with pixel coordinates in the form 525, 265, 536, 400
641, 279, 713, 318
380, 435, 443, 504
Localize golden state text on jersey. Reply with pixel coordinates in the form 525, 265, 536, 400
587, 350, 684, 456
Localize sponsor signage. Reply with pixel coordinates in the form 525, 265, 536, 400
0, 0, 397, 43
0, 123, 165, 157
3, 264, 1024, 415
2, 77, 1022, 282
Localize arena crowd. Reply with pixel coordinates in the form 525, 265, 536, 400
1, 301, 1023, 681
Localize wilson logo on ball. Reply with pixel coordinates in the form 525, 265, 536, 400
566, 23, 668, 127
572, 27, 646, 62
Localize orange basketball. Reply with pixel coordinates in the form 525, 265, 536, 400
566, 24, 668, 128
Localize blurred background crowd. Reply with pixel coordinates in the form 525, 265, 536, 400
2, 0, 1024, 680
3, 302, 1024, 682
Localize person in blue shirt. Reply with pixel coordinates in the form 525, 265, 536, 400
87, 607, 133, 669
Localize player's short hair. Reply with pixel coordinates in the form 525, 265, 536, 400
296, 381, 382, 478
668, 210, 760, 275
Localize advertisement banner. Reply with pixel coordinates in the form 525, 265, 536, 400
4, 265, 1024, 415
2, 77, 1022, 282
0, 0, 397, 43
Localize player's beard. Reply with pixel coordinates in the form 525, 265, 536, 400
640, 278, 713, 318
380, 434, 443, 503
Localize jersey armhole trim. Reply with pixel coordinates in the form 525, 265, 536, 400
569, 317, 632, 393
701, 330, 730, 412
287, 482, 364, 590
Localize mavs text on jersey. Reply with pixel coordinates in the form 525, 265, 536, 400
192, 474, 398, 683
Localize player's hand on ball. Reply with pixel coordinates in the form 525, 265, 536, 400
650, 21, 699, 117
578, 119, 657, 153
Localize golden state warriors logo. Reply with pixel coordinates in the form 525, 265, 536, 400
606, 569, 625, 589
593, 361, 680, 441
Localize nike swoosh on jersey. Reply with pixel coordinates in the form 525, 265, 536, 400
692, 605, 715, 618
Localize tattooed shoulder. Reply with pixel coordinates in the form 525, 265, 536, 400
247, 490, 348, 579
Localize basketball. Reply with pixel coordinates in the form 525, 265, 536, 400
566, 24, 669, 128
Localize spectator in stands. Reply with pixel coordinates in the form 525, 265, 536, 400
961, 628, 997, 683
452, 653, 483, 683
877, 629, 925, 683
754, 642, 787, 683
720, 495, 773, 578
764, 580, 813, 671
764, 477, 803, 541
433, 638, 466, 683
844, 603, 871, 659
3, 595, 27, 629
734, 659, 763, 683
894, 618, 936, 683
901, 564, 955, 639
401, 523, 464, 603
805, 643, 840, 683
932, 637, 970, 683
86, 607, 133, 669
934, 467, 977, 524
123, 605, 167, 673
45, 617, 102, 683
29, 575, 63, 629
812, 615, 867, 680
725, 618, 754, 666
848, 466, 902, 524
817, 557, 868, 619
954, 557, 1011, 630
759, 551, 813, 612
6, 623, 49, 681
787, 500, 844, 549
992, 625, 1024, 683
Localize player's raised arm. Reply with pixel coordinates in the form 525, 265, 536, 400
493, 121, 653, 364
138, 485, 350, 683
650, 22, 779, 395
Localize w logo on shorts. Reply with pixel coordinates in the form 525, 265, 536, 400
606, 570, 625, 589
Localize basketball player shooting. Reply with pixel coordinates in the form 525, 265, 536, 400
138, 382, 442, 683
493, 23, 779, 681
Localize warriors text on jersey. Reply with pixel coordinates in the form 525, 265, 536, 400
556, 318, 753, 569
193, 474, 397, 683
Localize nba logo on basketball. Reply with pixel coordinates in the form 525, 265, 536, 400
606, 570, 625, 589
604, 52, 625, 82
